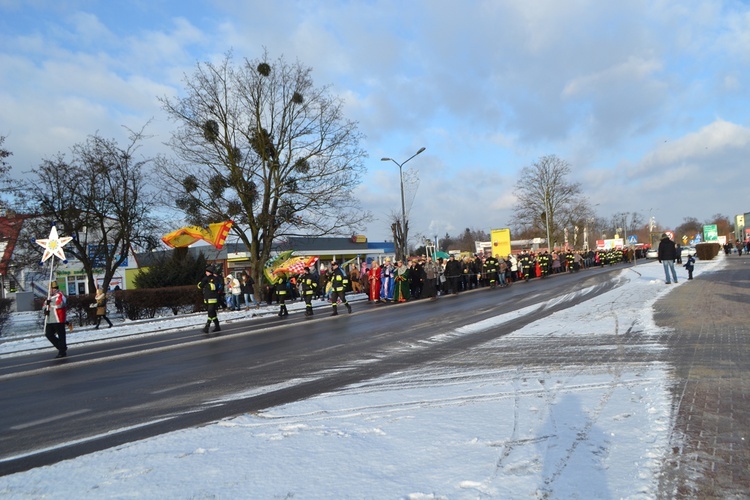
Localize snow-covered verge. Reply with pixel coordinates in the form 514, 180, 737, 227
0, 258, 724, 498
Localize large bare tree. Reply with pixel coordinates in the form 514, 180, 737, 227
512, 155, 590, 249
157, 51, 370, 286
18, 130, 159, 292
0, 136, 12, 210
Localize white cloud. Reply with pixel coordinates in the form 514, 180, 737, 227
1, 0, 749, 237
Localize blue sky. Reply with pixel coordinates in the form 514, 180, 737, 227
1, 0, 749, 243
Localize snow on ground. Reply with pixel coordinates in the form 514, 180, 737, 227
0, 257, 724, 498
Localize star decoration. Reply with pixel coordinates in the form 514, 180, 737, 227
35, 225, 73, 263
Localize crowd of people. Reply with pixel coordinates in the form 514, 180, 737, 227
354, 247, 635, 303
200, 248, 635, 319
724, 239, 750, 256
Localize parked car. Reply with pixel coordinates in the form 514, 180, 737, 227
681, 246, 696, 259
646, 248, 658, 259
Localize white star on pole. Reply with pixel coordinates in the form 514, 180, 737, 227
35, 225, 73, 262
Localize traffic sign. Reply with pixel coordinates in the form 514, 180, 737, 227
628, 235, 637, 244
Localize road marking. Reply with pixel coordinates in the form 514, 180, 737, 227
151, 380, 206, 395
11, 409, 90, 430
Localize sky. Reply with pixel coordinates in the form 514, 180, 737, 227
1, 1, 749, 244
0, 256, 723, 497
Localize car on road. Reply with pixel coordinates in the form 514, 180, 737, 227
646, 248, 658, 259
681, 246, 696, 259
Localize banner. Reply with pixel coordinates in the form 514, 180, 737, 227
162, 221, 234, 249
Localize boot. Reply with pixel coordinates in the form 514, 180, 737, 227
346, 303, 352, 314
282, 305, 289, 317
331, 307, 338, 316
202, 321, 211, 334
212, 319, 221, 332
278, 307, 284, 317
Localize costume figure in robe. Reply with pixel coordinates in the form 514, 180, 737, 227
368, 262, 382, 302
380, 259, 395, 301
393, 260, 410, 302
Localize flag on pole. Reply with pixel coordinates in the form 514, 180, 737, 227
162, 221, 234, 249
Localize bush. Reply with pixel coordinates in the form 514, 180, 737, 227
68, 294, 98, 327
695, 242, 721, 260
134, 249, 208, 288
116, 286, 203, 321
0, 297, 13, 337
34, 293, 98, 327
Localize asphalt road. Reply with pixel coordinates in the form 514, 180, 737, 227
0, 264, 626, 476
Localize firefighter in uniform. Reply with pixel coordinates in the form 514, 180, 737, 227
483, 254, 499, 288
538, 251, 550, 278
300, 266, 316, 316
197, 265, 221, 333
275, 272, 289, 317
519, 251, 532, 282
329, 261, 352, 316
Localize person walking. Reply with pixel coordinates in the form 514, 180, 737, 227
228, 273, 242, 311
684, 253, 695, 280
657, 233, 679, 284
349, 264, 361, 293
422, 257, 439, 299
444, 254, 462, 295
197, 266, 221, 333
240, 272, 256, 310
274, 272, 289, 317
508, 254, 519, 282
300, 267, 316, 316
94, 287, 113, 329
368, 262, 382, 302
393, 260, 410, 302
380, 259, 395, 301
44, 281, 68, 358
329, 261, 352, 316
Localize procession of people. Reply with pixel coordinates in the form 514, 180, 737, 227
251, 246, 634, 324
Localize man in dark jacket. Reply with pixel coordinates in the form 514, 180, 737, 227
657, 233, 678, 284
197, 266, 221, 333
444, 254, 462, 294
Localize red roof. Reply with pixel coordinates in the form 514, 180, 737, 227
0, 214, 31, 276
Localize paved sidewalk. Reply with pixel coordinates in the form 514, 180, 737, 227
655, 255, 750, 498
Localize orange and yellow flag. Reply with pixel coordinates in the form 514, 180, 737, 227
161, 221, 234, 249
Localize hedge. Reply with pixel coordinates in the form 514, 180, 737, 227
115, 285, 204, 321
30, 285, 205, 326
0, 297, 12, 337
694, 242, 721, 261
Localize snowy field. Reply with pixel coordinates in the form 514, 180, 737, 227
0, 257, 723, 498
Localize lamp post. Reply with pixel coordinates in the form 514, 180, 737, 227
543, 191, 552, 251
381, 147, 426, 261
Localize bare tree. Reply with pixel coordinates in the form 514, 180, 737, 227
512, 155, 589, 249
388, 213, 406, 260
18, 130, 159, 292
0, 136, 12, 210
157, 50, 370, 287
705, 213, 733, 239
674, 216, 703, 245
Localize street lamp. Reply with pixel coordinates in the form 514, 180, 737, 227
543, 191, 552, 251
381, 147, 426, 261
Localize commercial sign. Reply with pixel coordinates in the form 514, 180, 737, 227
703, 224, 718, 242
490, 228, 512, 258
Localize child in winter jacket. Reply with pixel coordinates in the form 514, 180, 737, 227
684, 254, 695, 280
